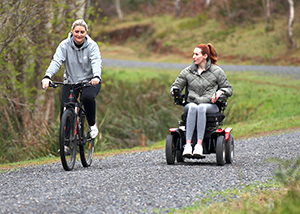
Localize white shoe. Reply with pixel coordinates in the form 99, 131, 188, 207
193, 144, 203, 157
182, 143, 192, 157
58, 146, 70, 155
90, 124, 98, 139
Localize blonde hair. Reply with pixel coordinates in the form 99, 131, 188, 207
71, 19, 88, 32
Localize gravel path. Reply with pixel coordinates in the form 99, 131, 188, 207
1, 132, 300, 213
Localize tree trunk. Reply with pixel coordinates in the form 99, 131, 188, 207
206, 0, 211, 7
147, 0, 152, 15
263, 0, 274, 31
71, 0, 90, 19
32, 1, 57, 132
175, 0, 180, 17
288, 0, 295, 48
115, 0, 123, 21
223, 0, 231, 19
266, 0, 270, 18
13, 43, 32, 137
84, 0, 91, 20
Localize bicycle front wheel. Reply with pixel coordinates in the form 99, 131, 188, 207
59, 109, 77, 171
79, 113, 94, 167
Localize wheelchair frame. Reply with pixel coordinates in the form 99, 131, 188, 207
165, 87, 234, 165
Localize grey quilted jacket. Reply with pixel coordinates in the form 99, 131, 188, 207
170, 59, 233, 104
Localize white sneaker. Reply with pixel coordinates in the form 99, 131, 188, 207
193, 143, 203, 157
58, 146, 70, 155
182, 143, 192, 157
90, 124, 98, 139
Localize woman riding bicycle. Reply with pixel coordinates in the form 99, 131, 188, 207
41, 19, 101, 139
170, 43, 233, 157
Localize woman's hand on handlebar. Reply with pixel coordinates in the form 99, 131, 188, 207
89, 77, 100, 86
211, 90, 224, 103
41, 78, 52, 90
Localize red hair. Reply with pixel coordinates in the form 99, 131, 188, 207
196, 43, 218, 65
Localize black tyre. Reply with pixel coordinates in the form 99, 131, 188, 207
165, 135, 176, 164
225, 134, 234, 164
176, 150, 184, 162
216, 135, 225, 166
59, 109, 77, 171
79, 113, 94, 167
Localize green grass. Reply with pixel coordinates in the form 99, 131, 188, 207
98, 15, 300, 66
103, 66, 177, 81
224, 71, 300, 138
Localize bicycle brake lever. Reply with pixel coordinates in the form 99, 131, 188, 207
86, 82, 96, 88
49, 82, 58, 88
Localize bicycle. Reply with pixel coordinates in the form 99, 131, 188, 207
49, 81, 95, 171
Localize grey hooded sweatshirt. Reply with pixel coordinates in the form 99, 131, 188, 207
45, 32, 102, 84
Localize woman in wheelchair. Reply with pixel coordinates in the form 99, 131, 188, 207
170, 43, 233, 157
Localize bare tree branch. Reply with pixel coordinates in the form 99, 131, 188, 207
0, 0, 37, 54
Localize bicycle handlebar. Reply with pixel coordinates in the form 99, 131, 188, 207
49, 81, 94, 89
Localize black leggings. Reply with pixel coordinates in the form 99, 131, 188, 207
60, 83, 101, 126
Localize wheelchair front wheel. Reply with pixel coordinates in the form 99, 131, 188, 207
225, 134, 234, 164
216, 135, 225, 166
176, 150, 184, 162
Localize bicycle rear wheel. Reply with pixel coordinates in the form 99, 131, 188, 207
79, 113, 94, 167
59, 109, 77, 171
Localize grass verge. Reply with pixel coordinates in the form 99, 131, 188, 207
98, 15, 300, 66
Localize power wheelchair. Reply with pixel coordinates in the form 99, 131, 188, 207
165, 87, 234, 165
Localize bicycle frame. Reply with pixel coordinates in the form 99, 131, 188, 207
49, 81, 95, 171
51, 82, 91, 145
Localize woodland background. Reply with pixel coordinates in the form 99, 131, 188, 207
0, 0, 299, 163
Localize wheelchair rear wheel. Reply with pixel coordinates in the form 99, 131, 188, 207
166, 135, 176, 164
216, 135, 226, 166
